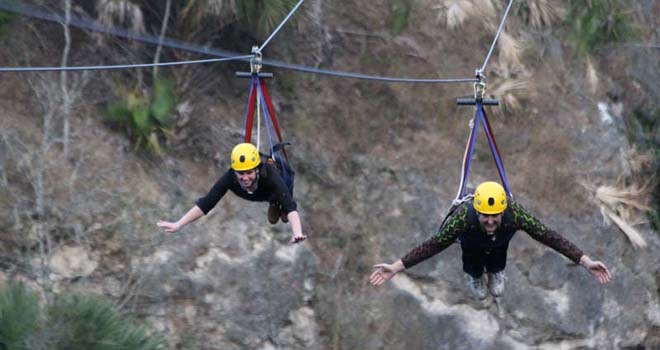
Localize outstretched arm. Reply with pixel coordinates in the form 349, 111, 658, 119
579, 255, 613, 284
157, 205, 204, 233
287, 211, 306, 244
369, 203, 470, 287
511, 201, 612, 284
370, 260, 405, 286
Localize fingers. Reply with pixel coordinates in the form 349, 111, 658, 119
369, 270, 386, 286
369, 265, 394, 286
157, 221, 177, 233
369, 269, 382, 282
594, 262, 612, 284
289, 235, 307, 244
591, 263, 612, 284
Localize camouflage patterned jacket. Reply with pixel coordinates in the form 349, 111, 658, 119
401, 200, 584, 269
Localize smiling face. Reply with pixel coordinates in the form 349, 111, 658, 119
478, 213, 503, 234
235, 168, 258, 191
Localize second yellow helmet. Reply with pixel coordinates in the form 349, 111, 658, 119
473, 181, 507, 214
231, 143, 260, 171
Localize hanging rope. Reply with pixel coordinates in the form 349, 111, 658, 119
479, 0, 515, 73
257, 0, 305, 53
0, 1, 476, 84
0, 55, 254, 72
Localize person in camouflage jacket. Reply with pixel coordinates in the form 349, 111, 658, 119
370, 181, 612, 299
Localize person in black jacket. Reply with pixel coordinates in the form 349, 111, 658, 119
158, 143, 306, 244
370, 181, 611, 299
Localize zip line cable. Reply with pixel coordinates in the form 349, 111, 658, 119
0, 55, 254, 72
479, 0, 514, 73
0, 1, 476, 83
257, 0, 305, 53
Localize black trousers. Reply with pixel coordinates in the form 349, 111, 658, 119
461, 244, 508, 278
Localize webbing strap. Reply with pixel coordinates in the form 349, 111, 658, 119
256, 82, 294, 189
477, 103, 512, 197
456, 115, 479, 201
259, 79, 290, 163
242, 77, 258, 143
256, 82, 276, 155
455, 101, 513, 201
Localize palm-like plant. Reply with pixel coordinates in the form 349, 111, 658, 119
581, 180, 653, 249
0, 282, 164, 350
0, 282, 40, 349
489, 78, 529, 115
107, 79, 176, 155
47, 294, 164, 350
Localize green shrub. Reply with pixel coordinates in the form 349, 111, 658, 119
0, 282, 164, 350
389, 0, 415, 34
0, 10, 14, 36
564, 0, 637, 54
107, 78, 176, 155
0, 282, 39, 350
46, 294, 164, 350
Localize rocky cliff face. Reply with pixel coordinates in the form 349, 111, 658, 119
0, 0, 658, 349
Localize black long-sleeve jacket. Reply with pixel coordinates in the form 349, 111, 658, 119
195, 162, 297, 215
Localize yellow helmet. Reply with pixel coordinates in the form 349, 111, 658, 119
230, 143, 260, 171
473, 181, 507, 214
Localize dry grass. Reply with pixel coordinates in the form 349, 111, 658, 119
433, 0, 497, 29
433, 0, 476, 29
586, 57, 599, 95
580, 180, 654, 249
496, 30, 524, 67
180, 0, 238, 24
517, 0, 565, 29
625, 146, 656, 176
488, 78, 530, 114
434, 0, 526, 73
96, 0, 145, 33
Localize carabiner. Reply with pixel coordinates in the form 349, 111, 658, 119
250, 46, 263, 74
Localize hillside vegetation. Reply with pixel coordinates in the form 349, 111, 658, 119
0, 0, 658, 349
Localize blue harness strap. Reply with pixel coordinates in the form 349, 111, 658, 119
455, 100, 513, 202
477, 102, 512, 197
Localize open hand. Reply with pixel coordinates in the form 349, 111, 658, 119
289, 233, 307, 244
157, 220, 179, 233
584, 260, 612, 284
580, 256, 612, 284
369, 263, 399, 286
